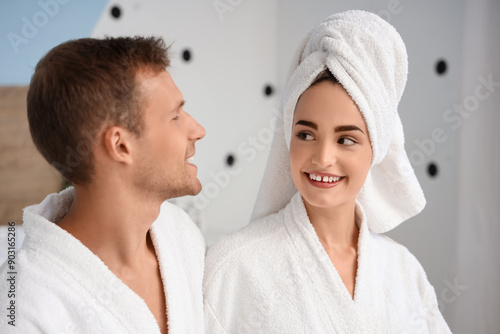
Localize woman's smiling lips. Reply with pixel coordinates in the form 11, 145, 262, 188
304, 171, 344, 188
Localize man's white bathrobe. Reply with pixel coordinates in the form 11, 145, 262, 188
0, 188, 205, 333
204, 193, 451, 333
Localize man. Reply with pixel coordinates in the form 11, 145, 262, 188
0, 37, 206, 333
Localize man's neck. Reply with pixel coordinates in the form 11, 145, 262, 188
57, 184, 162, 274
59, 183, 169, 332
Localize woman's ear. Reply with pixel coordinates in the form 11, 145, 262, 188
103, 126, 134, 165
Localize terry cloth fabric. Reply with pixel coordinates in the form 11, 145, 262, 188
251, 10, 426, 233
204, 192, 451, 333
0, 187, 205, 333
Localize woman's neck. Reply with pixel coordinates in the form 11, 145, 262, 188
303, 198, 359, 249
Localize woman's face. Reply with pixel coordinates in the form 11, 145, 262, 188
289, 81, 372, 211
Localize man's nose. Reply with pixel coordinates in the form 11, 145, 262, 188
189, 113, 205, 141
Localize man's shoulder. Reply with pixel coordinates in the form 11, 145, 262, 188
0, 247, 54, 306
0, 250, 122, 333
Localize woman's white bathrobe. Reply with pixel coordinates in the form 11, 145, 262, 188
204, 193, 451, 333
0, 188, 204, 333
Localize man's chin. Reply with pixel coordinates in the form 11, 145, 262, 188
178, 180, 202, 197
190, 180, 203, 196
159, 179, 203, 200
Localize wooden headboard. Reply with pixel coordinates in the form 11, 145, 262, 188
0, 87, 63, 225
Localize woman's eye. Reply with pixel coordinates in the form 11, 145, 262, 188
296, 131, 314, 141
339, 137, 356, 145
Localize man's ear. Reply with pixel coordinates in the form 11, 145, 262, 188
103, 126, 134, 165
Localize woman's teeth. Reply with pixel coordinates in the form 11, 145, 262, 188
308, 173, 342, 183
186, 157, 194, 164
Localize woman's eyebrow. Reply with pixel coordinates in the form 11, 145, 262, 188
295, 120, 318, 130
334, 125, 364, 134
295, 121, 364, 134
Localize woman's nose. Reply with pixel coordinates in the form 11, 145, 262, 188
311, 140, 337, 167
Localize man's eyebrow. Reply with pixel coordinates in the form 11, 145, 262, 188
334, 125, 364, 134
295, 120, 318, 130
172, 100, 185, 113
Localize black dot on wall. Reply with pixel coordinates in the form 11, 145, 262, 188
226, 154, 235, 167
110, 6, 121, 19
435, 59, 447, 75
182, 49, 192, 62
427, 162, 439, 178
264, 85, 274, 97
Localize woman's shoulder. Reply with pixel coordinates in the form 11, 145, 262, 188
204, 211, 287, 282
369, 231, 428, 276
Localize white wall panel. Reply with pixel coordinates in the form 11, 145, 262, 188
455, 0, 500, 332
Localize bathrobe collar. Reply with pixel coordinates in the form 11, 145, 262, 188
282, 192, 382, 330
22, 187, 164, 333
287, 192, 370, 301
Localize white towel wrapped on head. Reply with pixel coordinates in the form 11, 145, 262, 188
252, 10, 426, 233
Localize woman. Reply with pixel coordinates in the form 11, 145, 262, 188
204, 10, 451, 333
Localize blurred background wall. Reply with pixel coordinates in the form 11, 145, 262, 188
0, 0, 498, 332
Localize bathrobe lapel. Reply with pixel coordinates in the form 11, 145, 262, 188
283, 192, 376, 332
14, 188, 204, 333
22, 206, 162, 333
150, 211, 203, 333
